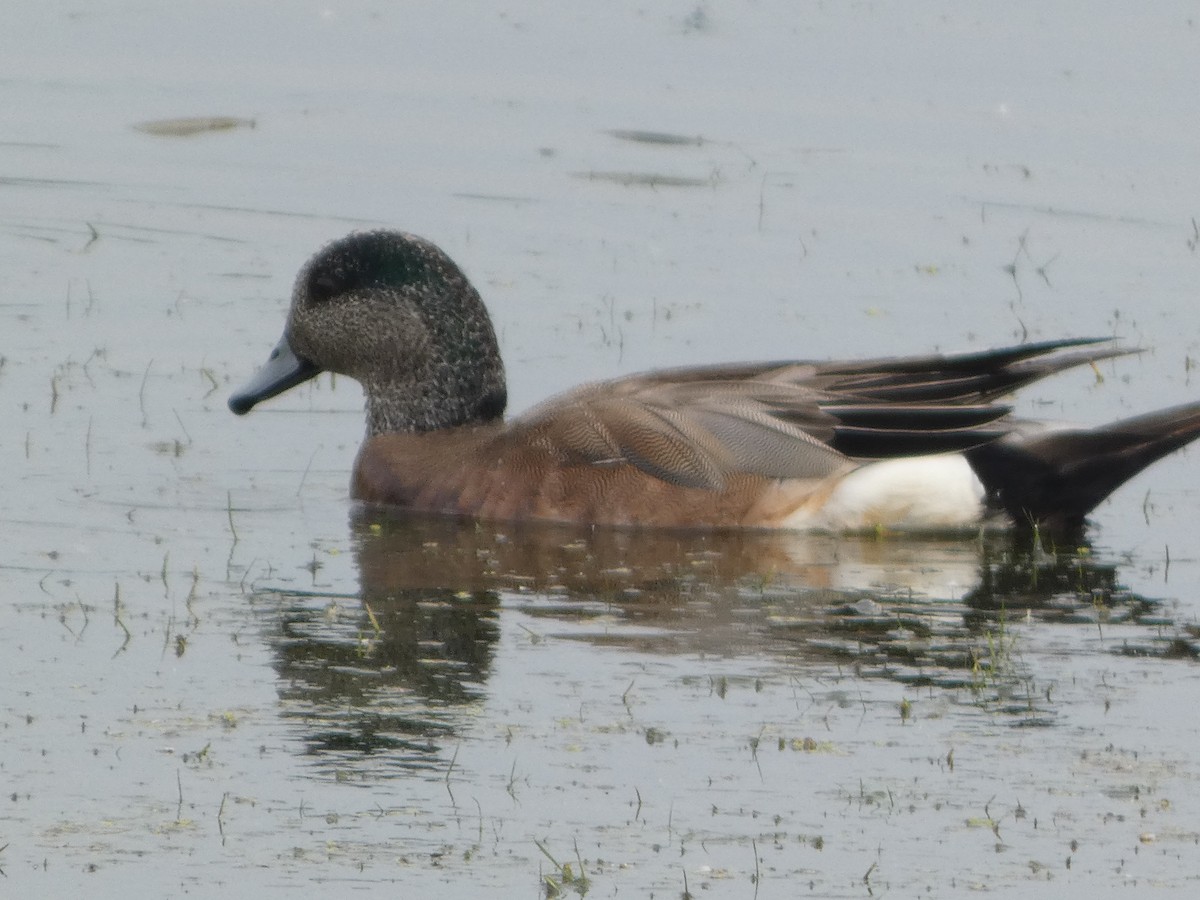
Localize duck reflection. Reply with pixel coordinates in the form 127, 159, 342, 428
263, 507, 1181, 768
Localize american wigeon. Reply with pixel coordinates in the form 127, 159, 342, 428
230, 230, 1200, 532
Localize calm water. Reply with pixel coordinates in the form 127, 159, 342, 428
3, 2, 1200, 896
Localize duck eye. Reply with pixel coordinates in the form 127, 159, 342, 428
308, 271, 345, 304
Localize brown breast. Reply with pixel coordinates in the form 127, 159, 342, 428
351, 426, 836, 528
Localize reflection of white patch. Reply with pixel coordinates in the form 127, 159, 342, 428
832, 557, 982, 599
795, 454, 986, 532
767, 531, 984, 599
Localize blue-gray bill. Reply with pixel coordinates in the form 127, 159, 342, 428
228, 334, 320, 415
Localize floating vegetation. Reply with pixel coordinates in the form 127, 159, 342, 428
132, 116, 256, 137
535, 839, 591, 898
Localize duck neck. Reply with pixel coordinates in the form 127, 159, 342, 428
364, 378, 507, 437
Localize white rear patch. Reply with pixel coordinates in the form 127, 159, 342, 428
786, 454, 986, 532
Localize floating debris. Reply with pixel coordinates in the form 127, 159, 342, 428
133, 116, 256, 137
607, 129, 705, 146
452, 192, 537, 205
572, 170, 713, 188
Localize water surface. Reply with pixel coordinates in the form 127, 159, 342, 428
3, 2, 1200, 896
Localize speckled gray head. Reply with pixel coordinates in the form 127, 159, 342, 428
229, 230, 507, 436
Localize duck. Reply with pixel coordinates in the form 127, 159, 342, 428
230, 229, 1200, 533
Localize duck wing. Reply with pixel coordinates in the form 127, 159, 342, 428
511, 338, 1128, 491
514, 379, 849, 489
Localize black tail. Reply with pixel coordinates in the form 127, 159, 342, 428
967, 402, 1200, 532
